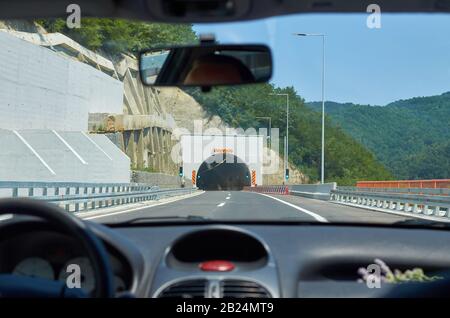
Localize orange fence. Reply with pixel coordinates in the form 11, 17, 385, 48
356, 179, 450, 189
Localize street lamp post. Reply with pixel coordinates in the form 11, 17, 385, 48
256, 116, 272, 147
293, 33, 326, 184
269, 93, 289, 183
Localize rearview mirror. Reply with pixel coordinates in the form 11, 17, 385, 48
139, 44, 272, 87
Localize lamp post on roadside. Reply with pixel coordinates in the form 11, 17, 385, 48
256, 116, 272, 147
269, 93, 289, 183
293, 33, 326, 184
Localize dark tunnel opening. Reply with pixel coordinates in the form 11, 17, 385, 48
196, 153, 251, 191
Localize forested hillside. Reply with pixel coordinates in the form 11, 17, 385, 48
307, 92, 450, 179
187, 85, 393, 185
37, 18, 197, 56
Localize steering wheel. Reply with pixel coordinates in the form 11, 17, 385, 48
0, 198, 115, 298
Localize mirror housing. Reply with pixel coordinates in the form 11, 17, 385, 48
139, 44, 272, 88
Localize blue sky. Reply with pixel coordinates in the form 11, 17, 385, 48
194, 14, 450, 105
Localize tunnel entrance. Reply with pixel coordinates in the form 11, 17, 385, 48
196, 153, 251, 191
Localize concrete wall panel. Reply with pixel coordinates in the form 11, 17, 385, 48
0, 31, 123, 131
0, 129, 130, 183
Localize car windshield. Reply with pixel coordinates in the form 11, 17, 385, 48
0, 12, 449, 225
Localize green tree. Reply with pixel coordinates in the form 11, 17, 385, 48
36, 18, 197, 56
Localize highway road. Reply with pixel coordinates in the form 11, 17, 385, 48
84, 191, 412, 224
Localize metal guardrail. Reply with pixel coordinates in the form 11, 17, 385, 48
330, 187, 450, 219
0, 182, 196, 213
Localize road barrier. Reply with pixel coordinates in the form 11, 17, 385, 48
244, 185, 289, 195
289, 183, 336, 200
0, 182, 196, 213
356, 179, 450, 189
251, 170, 256, 186
245, 183, 336, 199
339, 186, 449, 196
330, 187, 450, 220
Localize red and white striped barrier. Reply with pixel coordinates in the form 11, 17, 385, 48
244, 185, 289, 195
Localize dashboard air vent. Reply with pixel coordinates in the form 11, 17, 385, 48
159, 279, 207, 298
221, 280, 271, 298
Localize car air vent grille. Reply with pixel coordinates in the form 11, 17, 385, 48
159, 279, 207, 298
221, 280, 271, 298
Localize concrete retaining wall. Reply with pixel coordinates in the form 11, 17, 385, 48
131, 171, 192, 188
0, 31, 123, 131
289, 183, 337, 200
0, 129, 130, 183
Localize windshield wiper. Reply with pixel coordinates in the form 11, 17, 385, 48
115, 215, 209, 225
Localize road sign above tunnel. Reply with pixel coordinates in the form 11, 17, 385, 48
213, 147, 233, 154
180, 134, 264, 190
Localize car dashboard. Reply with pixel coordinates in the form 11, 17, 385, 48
1, 218, 450, 297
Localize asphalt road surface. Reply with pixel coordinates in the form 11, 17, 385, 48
85, 191, 412, 224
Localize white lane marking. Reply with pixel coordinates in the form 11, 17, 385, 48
13, 130, 56, 175
256, 193, 329, 223
226, 197, 230, 200
217, 202, 226, 207
82, 191, 205, 220
82, 131, 113, 161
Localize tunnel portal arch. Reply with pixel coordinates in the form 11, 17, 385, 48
196, 153, 251, 191
180, 134, 263, 189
